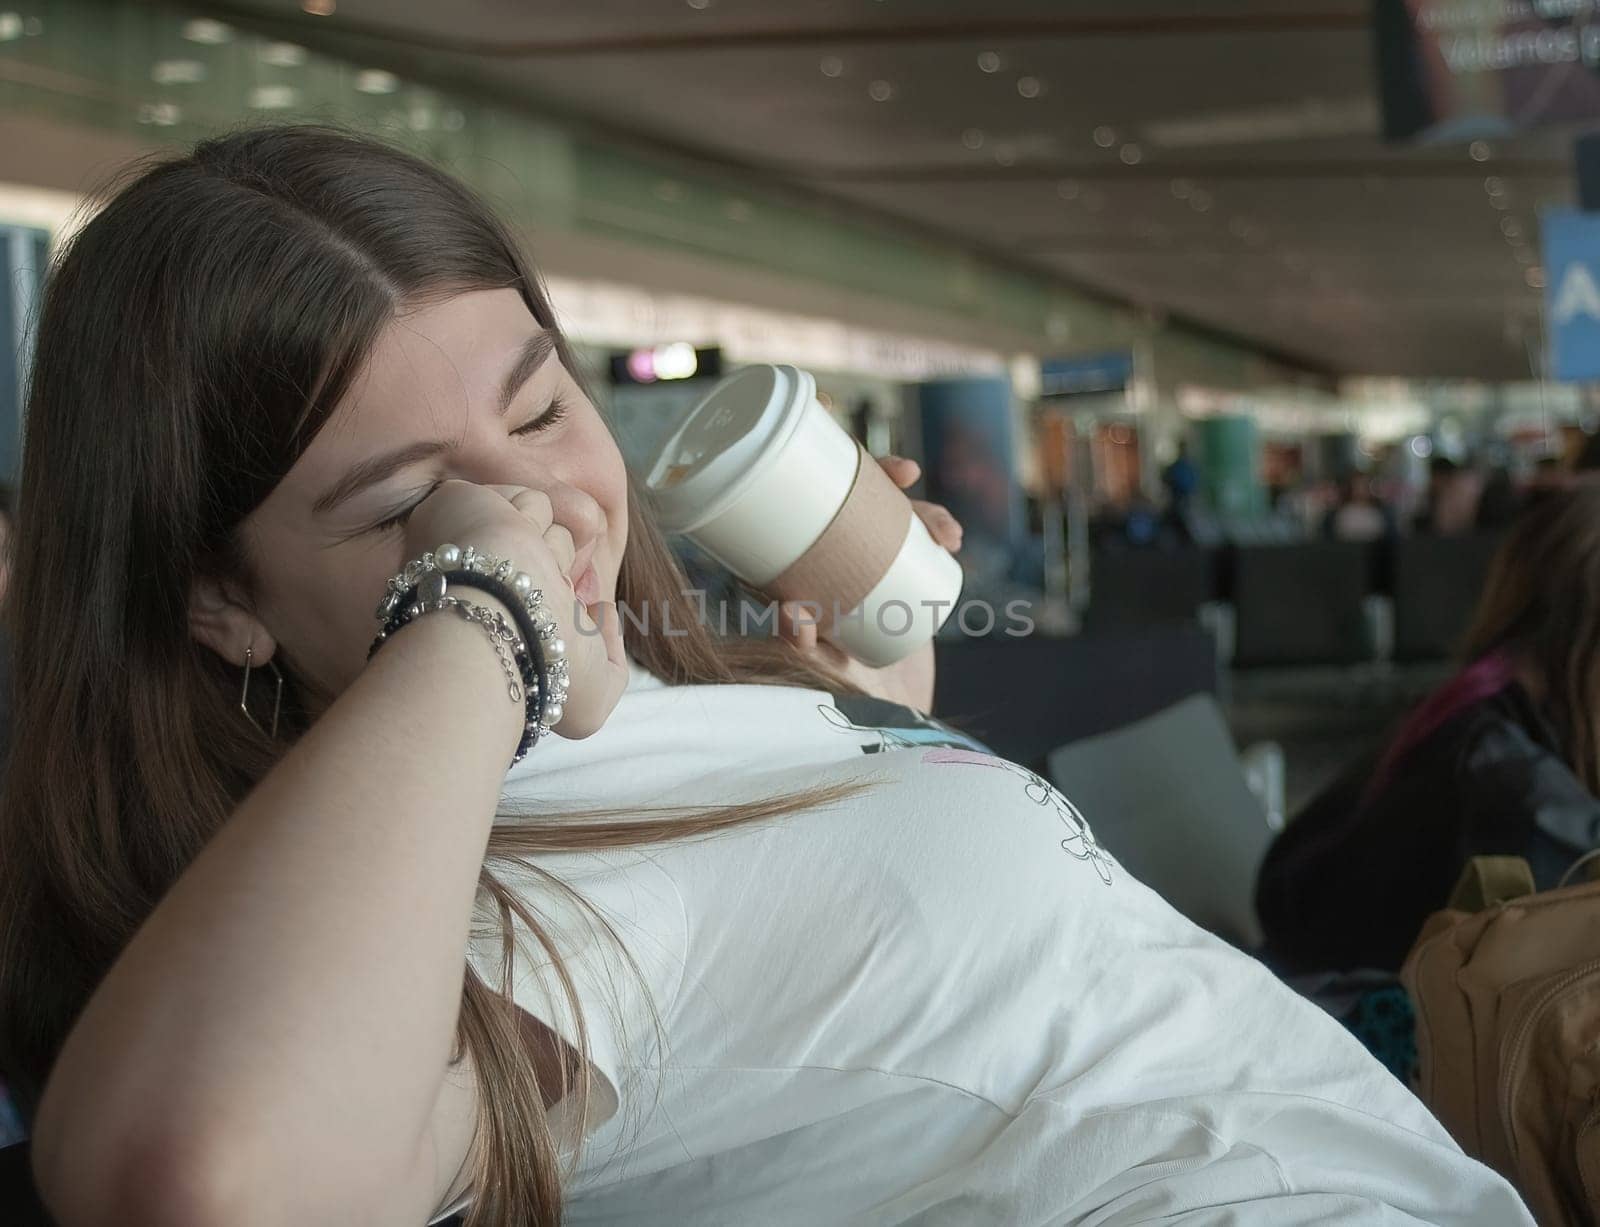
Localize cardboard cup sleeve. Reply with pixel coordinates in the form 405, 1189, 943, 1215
763, 442, 912, 627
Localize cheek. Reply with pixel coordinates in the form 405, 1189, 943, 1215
255, 535, 400, 697
570, 417, 630, 543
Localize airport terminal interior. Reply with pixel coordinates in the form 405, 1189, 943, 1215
5, 3, 1600, 1224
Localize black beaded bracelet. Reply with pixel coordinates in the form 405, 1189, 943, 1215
369, 544, 572, 765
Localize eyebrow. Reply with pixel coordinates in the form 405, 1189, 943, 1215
312, 331, 560, 517
498, 330, 559, 417
312, 439, 449, 516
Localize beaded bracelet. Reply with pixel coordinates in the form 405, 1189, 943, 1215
369, 543, 571, 764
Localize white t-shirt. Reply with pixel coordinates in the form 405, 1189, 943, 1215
438, 661, 1530, 1225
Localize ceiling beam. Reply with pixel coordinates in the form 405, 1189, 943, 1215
802, 159, 1572, 183
195, 4, 1368, 58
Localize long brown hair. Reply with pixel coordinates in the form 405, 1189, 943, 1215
0, 125, 862, 1224
1460, 481, 1600, 793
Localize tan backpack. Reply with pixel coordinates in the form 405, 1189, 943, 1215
1401, 855, 1600, 1226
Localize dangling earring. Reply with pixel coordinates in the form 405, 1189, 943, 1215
239, 641, 284, 739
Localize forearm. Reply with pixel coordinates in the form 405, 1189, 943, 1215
33, 613, 521, 1225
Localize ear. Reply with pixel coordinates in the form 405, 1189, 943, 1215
189, 575, 276, 668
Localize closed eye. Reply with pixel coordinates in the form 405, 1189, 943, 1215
366, 395, 571, 535
368, 482, 440, 535
513, 394, 570, 437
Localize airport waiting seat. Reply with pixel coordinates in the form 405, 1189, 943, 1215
1082, 547, 1218, 632
1232, 541, 1374, 668
1391, 534, 1502, 662
1046, 693, 1276, 948
934, 625, 1219, 774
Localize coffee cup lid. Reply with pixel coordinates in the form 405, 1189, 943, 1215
644, 363, 815, 533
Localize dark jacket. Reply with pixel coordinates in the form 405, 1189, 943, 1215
1256, 683, 1600, 974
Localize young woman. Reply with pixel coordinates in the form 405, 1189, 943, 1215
0, 127, 1528, 1226
1261, 484, 1600, 974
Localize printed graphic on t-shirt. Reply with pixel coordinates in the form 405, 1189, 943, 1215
816, 694, 993, 756
922, 747, 1115, 885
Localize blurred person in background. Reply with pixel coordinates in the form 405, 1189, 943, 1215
1259, 484, 1600, 974
1414, 456, 1483, 535
1473, 464, 1521, 532
1322, 470, 1398, 543
0, 127, 1528, 1227
1161, 439, 1198, 516
1575, 430, 1600, 474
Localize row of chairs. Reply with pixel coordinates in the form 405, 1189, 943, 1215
1083, 535, 1503, 668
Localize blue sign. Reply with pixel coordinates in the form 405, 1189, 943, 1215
1039, 351, 1134, 397
1545, 208, 1600, 383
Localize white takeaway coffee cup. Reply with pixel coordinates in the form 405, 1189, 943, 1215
645, 363, 964, 667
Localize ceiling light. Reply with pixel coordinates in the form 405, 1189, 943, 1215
20, 13, 37, 33
961, 127, 985, 150
868, 79, 894, 101
301, 0, 335, 13
1484, 176, 1505, 195
1017, 76, 1042, 99
181, 18, 232, 44
0, 14, 18, 42
1093, 126, 1116, 148
820, 55, 844, 77
260, 42, 307, 68
1500, 217, 1521, 238
137, 102, 182, 126
152, 59, 207, 85
977, 51, 1002, 73
1056, 180, 1081, 201
655, 343, 699, 379
1119, 144, 1142, 164
1189, 190, 1212, 212
355, 69, 399, 94
1526, 266, 1546, 289
250, 84, 298, 109
1470, 140, 1492, 162
1170, 178, 1193, 199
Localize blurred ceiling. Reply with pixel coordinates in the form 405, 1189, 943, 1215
198, 0, 1579, 380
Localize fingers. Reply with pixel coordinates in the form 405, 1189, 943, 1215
777, 600, 821, 651
543, 522, 576, 577
504, 487, 555, 530
555, 598, 630, 739
913, 500, 964, 552
878, 454, 922, 488
488, 485, 572, 574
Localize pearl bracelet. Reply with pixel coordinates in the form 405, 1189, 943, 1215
370, 543, 571, 763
